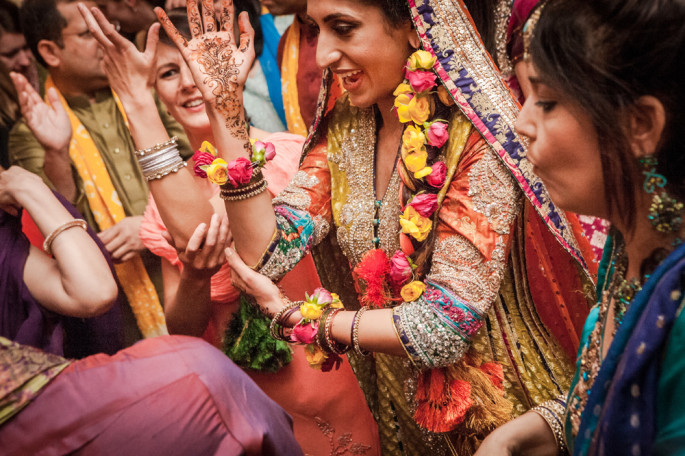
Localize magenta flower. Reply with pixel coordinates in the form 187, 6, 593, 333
264, 142, 276, 161
311, 287, 333, 306
191, 150, 215, 178
291, 321, 318, 344
405, 68, 437, 93
408, 193, 439, 217
426, 121, 449, 148
226, 157, 253, 186
389, 250, 412, 286
426, 161, 447, 188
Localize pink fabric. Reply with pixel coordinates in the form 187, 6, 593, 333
0, 336, 301, 456
139, 133, 381, 455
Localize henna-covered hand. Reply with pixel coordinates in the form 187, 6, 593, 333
155, 0, 254, 142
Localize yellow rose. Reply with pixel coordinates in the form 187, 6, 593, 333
407, 50, 436, 71
399, 206, 433, 242
205, 159, 228, 185
409, 95, 431, 124
200, 140, 217, 157
403, 150, 428, 173
305, 345, 328, 369
394, 93, 415, 123
393, 82, 413, 97
414, 166, 433, 179
402, 124, 426, 154
300, 302, 324, 320
400, 281, 426, 302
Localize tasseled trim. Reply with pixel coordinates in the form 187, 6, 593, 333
414, 354, 513, 453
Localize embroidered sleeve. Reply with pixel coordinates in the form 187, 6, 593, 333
393, 133, 523, 369
258, 142, 333, 281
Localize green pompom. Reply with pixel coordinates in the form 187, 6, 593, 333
222, 294, 292, 372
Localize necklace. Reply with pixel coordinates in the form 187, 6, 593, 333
610, 247, 643, 329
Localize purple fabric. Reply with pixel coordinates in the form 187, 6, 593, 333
0, 192, 122, 358
0, 336, 302, 456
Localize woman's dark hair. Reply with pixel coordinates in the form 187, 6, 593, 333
530, 0, 685, 230
158, 0, 264, 57
0, 0, 21, 37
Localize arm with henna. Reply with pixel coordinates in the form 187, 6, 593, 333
78, 4, 213, 249
155, 0, 276, 265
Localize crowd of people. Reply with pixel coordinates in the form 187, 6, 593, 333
0, 0, 683, 455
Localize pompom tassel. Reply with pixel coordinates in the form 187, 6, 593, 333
414, 369, 473, 432
353, 248, 391, 307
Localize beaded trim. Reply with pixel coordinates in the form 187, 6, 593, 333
135, 137, 186, 181
219, 176, 268, 201
269, 301, 302, 341
531, 398, 568, 455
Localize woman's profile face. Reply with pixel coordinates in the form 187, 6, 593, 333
516, 63, 608, 219
154, 42, 211, 134
308, 0, 414, 108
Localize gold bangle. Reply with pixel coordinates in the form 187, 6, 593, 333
43, 219, 88, 256
531, 400, 568, 455
351, 306, 371, 356
219, 179, 268, 201
270, 301, 302, 341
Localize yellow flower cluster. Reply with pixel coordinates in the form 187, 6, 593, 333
399, 206, 433, 242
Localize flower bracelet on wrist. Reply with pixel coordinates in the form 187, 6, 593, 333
191, 139, 276, 201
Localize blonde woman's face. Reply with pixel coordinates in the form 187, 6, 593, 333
154, 43, 210, 134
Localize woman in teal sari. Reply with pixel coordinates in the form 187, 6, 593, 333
476, 0, 685, 455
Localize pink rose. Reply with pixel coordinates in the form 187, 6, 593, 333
408, 193, 438, 217
389, 251, 412, 285
405, 68, 437, 93
426, 161, 447, 188
426, 121, 449, 148
264, 142, 276, 161
291, 321, 318, 344
226, 157, 253, 186
311, 287, 332, 306
191, 150, 215, 178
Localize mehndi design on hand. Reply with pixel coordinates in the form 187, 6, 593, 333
155, 0, 254, 149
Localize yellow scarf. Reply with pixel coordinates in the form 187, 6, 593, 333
45, 77, 168, 338
280, 19, 308, 137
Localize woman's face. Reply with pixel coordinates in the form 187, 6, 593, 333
308, 0, 414, 109
515, 63, 608, 219
154, 42, 211, 134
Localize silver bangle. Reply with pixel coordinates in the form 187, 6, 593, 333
135, 140, 186, 181
135, 136, 178, 157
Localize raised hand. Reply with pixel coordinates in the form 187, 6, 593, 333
154, 0, 255, 141
77, 4, 159, 102
10, 72, 72, 154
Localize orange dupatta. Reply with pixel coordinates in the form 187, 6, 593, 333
44, 77, 167, 338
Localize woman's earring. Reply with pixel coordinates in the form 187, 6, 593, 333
640, 155, 684, 235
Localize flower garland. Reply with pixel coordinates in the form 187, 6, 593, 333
286, 287, 345, 371
354, 50, 455, 307
191, 139, 276, 185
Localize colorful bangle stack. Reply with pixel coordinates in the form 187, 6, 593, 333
530, 396, 568, 455
219, 170, 268, 201
135, 136, 187, 181
269, 300, 302, 341
350, 306, 370, 356
319, 308, 350, 355
43, 219, 88, 256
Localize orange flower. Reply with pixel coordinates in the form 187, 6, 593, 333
305, 344, 328, 369
399, 206, 433, 242
409, 95, 431, 124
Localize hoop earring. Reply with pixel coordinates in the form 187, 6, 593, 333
640, 155, 684, 236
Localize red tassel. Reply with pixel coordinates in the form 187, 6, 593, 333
353, 249, 391, 307
414, 369, 473, 432
479, 362, 505, 391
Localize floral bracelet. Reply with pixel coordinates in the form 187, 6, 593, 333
191, 139, 276, 188
288, 287, 346, 372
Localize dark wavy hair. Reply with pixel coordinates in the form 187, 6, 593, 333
19, 0, 73, 67
530, 0, 685, 231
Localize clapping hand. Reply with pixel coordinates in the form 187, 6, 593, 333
77, 4, 159, 102
10, 72, 72, 154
